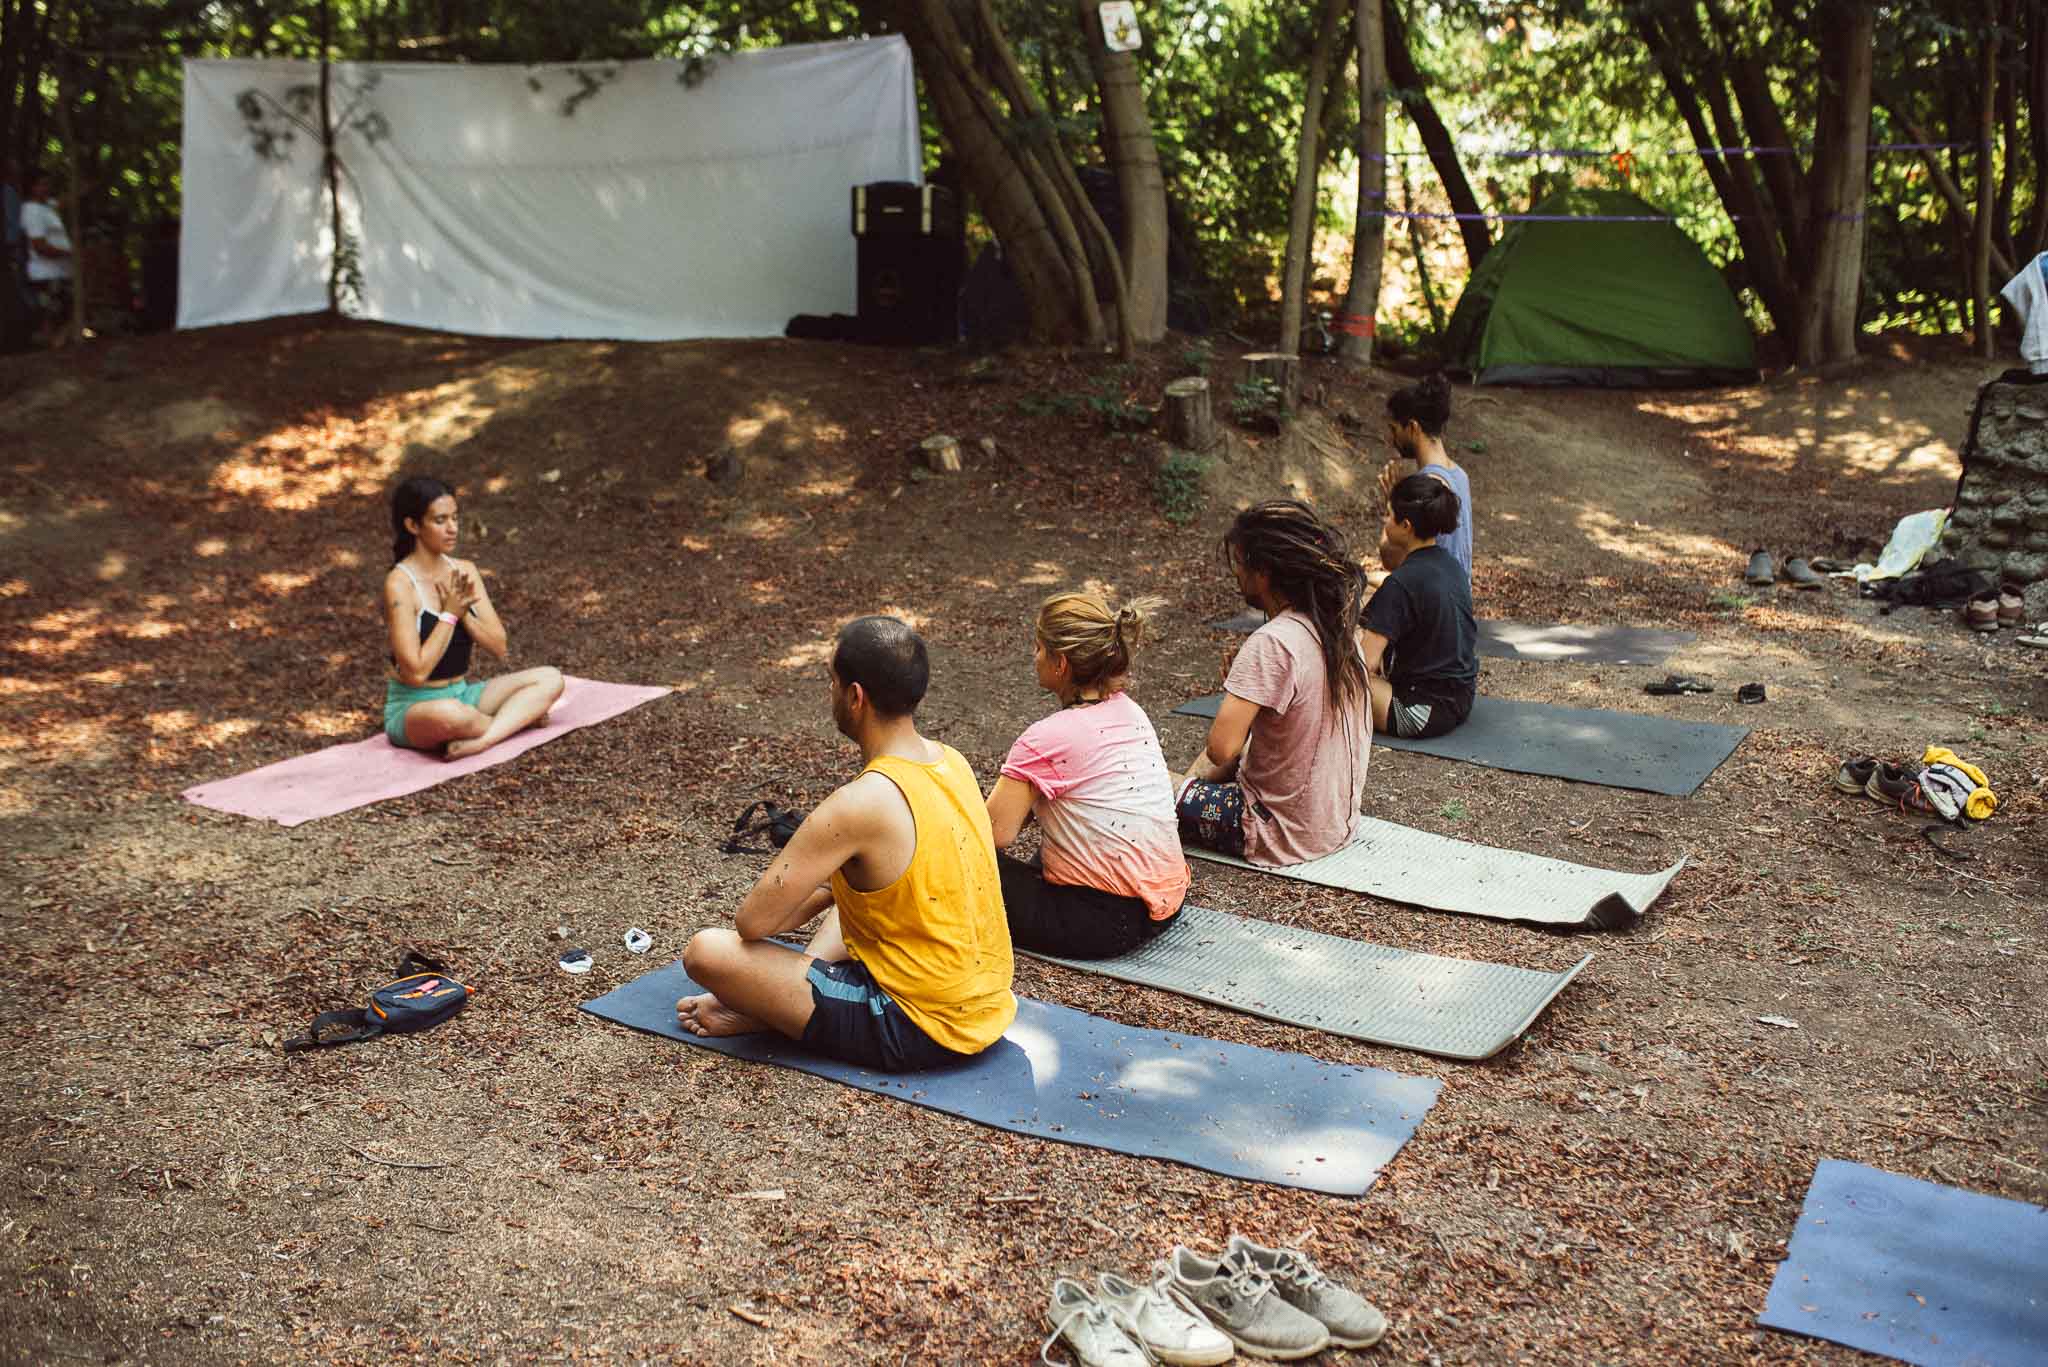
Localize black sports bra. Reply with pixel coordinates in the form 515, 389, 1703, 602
392, 563, 473, 681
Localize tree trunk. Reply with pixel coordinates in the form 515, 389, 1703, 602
1383, 0, 1490, 271
52, 43, 81, 345
1164, 376, 1216, 450
1076, 0, 1168, 343
891, 0, 1085, 343
1278, 0, 1349, 355
1973, 1, 2000, 358
320, 0, 342, 316
1336, 0, 1387, 369
1794, 0, 1874, 366
2027, 0, 2048, 257
1887, 103, 2015, 281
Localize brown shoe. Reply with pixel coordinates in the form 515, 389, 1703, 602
1998, 590, 2026, 628
1966, 595, 2000, 632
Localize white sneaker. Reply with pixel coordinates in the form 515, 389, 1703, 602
1042, 1277, 1151, 1367
1097, 1266, 1234, 1366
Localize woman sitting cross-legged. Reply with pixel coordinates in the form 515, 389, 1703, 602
382, 475, 564, 759
1179, 499, 1372, 866
984, 592, 1189, 959
1362, 473, 1478, 740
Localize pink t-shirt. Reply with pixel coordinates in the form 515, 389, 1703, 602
1225, 609, 1372, 865
1000, 692, 1190, 919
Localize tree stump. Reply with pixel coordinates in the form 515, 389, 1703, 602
1163, 377, 1217, 451
919, 434, 964, 474
1242, 352, 1301, 417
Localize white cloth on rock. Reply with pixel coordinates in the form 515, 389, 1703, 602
1999, 254, 2048, 375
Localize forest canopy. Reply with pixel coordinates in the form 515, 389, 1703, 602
1, 0, 2029, 360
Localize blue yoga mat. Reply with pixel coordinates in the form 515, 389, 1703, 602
582, 959, 1441, 1196
1759, 1160, 2048, 1366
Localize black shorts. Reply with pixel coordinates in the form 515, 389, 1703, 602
1386, 688, 1471, 739
998, 852, 1178, 960
797, 956, 972, 1073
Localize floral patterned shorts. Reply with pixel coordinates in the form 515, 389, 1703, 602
1175, 778, 1246, 858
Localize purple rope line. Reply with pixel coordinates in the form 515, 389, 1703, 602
1365, 141, 1964, 161
1369, 210, 1867, 222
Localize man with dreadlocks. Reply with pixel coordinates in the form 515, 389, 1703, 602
1177, 499, 1373, 865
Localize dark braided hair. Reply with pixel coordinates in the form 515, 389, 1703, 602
1223, 499, 1368, 708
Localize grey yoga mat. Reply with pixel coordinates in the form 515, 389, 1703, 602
582, 958, 1440, 1196
1024, 904, 1591, 1060
1211, 611, 1694, 667
1169, 693, 1747, 797
1184, 816, 1681, 930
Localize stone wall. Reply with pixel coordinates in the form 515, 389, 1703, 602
1942, 371, 2048, 620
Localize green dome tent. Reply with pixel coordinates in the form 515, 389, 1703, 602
1443, 187, 1758, 387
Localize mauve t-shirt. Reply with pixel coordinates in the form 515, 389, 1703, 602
1224, 610, 1372, 866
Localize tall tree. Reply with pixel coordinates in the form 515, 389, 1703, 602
1337, 0, 1388, 367
1278, 0, 1349, 354
1383, 0, 1490, 272
1075, 0, 1169, 342
889, 0, 1134, 352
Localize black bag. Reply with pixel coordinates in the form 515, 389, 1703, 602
1874, 562, 1994, 611
722, 800, 805, 854
283, 950, 472, 1052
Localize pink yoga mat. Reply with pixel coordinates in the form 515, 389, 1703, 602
179, 677, 671, 827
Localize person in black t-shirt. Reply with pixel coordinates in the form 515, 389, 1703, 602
1361, 473, 1478, 739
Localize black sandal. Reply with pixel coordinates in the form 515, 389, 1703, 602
722, 800, 807, 854
1644, 675, 1714, 696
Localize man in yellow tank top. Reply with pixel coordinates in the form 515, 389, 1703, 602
677, 616, 1017, 1071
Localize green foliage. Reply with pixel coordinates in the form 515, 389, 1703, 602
1178, 338, 1214, 375
1015, 393, 1084, 419
1709, 590, 1754, 611
1085, 384, 1156, 433
1439, 799, 1469, 822
1154, 448, 1212, 526
1229, 375, 1282, 428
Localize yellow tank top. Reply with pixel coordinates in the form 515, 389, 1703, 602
829, 746, 1017, 1055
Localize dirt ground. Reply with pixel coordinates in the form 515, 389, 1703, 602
1, 321, 2042, 1365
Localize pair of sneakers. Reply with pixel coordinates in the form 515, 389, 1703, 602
1965, 589, 2027, 632
1837, 755, 1926, 811
1044, 1235, 1386, 1364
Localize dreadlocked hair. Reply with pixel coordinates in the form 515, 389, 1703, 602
1223, 499, 1368, 708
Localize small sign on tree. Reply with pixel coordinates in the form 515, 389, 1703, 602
1099, 2, 1142, 52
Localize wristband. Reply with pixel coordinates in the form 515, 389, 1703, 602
437, 611, 459, 627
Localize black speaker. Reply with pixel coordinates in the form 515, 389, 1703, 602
852, 181, 962, 345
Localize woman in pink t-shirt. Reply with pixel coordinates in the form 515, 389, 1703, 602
1178, 499, 1372, 865
984, 591, 1189, 958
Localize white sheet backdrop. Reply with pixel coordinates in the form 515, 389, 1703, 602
178, 38, 920, 338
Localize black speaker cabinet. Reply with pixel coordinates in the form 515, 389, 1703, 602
854, 188, 964, 346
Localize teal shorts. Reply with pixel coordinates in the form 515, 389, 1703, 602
384, 677, 487, 748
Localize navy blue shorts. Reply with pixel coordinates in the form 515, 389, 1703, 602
798, 957, 969, 1073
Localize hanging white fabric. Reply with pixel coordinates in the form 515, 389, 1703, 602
178, 38, 921, 339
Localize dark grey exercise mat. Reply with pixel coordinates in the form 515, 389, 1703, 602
583, 959, 1440, 1196
1024, 905, 1591, 1060
1213, 610, 1694, 667
1760, 1160, 2048, 1367
1476, 620, 1695, 665
1169, 693, 1747, 797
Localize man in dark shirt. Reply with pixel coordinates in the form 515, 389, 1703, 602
1361, 473, 1477, 739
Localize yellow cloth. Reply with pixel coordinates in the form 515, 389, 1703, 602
830, 747, 1017, 1054
1921, 745, 1998, 820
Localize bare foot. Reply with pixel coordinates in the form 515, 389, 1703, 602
444, 735, 493, 761
675, 992, 765, 1038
